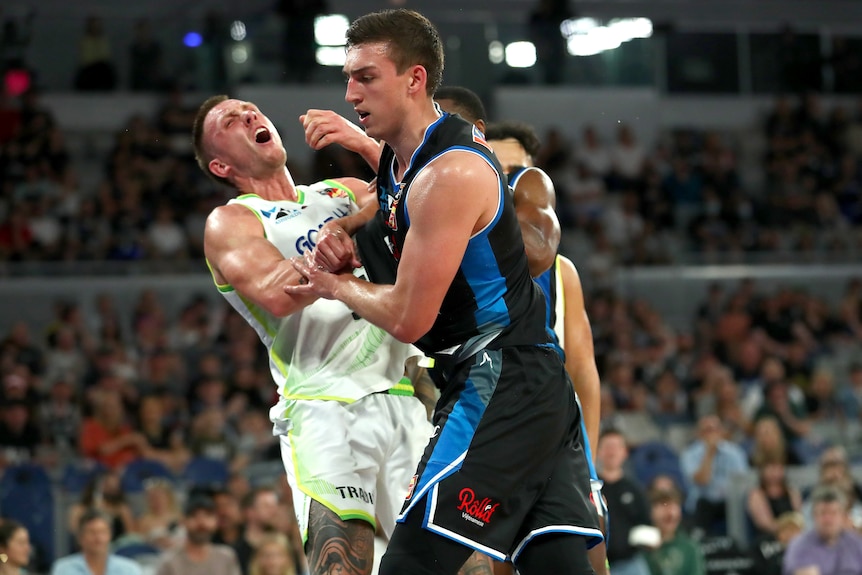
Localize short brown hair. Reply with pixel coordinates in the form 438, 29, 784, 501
346, 9, 444, 95
649, 486, 682, 506
192, 94, 234, 188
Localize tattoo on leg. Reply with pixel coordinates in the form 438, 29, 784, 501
306, 501, 375, 575
457, 551, 495, 575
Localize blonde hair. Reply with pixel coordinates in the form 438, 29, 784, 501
249, 533, 296, 575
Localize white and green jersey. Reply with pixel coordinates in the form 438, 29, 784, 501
209, 180, 417, 432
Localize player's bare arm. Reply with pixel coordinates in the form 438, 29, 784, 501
301, 109, 383, 170
204, 204, 318, 317
559, 255, 601, 460
513, 168, 561, 278
287, 152, 498, 343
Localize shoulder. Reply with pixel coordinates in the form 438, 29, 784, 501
51, 554, 83, 571
211, 543, 240, 560
111, 555, 143, 573
556, 255, 580, 282
204, 203, 262, 239
513, 166, 554, 191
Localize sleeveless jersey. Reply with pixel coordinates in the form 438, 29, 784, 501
357, 113, 550, 358
208, 180, 417, 430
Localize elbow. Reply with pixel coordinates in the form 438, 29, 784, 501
259, 292, 302, 318
390, 314, 433, 344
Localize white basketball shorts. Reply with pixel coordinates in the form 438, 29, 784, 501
279, 391, 432, 543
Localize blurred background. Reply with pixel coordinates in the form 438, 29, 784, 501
2, 0, 862, 574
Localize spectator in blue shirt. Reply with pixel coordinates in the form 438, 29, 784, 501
50, 509, 141, 575
680, 414, 750, 536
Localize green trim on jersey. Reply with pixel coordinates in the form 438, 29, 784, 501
321, 178, 358, 204
204, 258, 234, 292
238, 292, 277, 339
388, 376, 415, 396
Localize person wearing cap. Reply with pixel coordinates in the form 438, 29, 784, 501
50, 509, 142, 575
645, 486, 706, 575
155, 493, 241, 575
783, 485, 862, 575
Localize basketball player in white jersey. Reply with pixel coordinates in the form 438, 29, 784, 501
192, 95, 431, 575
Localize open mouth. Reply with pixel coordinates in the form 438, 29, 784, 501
358, 112, 370, 121
255, 127, 272, 144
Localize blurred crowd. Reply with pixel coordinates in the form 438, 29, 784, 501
3, 88, 862, 268
0, 268, 861, 572
536, 93, 862, 269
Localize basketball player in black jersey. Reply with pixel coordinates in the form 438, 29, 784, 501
286, 9, 601, 575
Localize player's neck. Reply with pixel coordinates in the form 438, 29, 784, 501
391, 103, 441, 181
239, 167, 298, 202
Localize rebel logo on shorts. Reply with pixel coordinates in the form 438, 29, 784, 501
457, 487, 500, 527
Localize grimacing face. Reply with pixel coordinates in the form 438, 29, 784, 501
204, 99, 287, 181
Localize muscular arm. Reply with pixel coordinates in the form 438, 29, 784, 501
289, 152, 498, 343
558, 256, 600, 461
514, 168, 561, 278
204, 204, 317, 317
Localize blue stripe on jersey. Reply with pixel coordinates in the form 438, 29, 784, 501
534, 269, 565, 359
403, 351, 501, 515
575, 393, 599, 481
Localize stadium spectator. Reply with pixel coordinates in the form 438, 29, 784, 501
645, 485, 706, 575
0, 520, 32, 575
750, 511, 804, 575
67, 471, 136, 544
78, 389, 145, 469
73, 16, 117, 92
783, 485, 862, 575
248, 533, 297, 575
52, 509, 141, 575
746, 458, 802, 537
137, 478, 182, 552
155, 492, 241, 575
680, 414, 749, 536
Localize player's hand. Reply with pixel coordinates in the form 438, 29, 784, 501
312, 221, 361, 272
285, 253, 341, 300
300, 109, 372, 152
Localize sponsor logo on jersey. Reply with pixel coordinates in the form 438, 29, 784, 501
294, 207, 351, 253
457, 487, 500, 527
317, 186, 350, 199
386, 184, 404, 231
405, 475, 418, 501
335, 485, 375, 504
274, 207, 302, 223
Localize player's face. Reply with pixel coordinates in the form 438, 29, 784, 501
488, 137, 533, 172
344, 42, 411, 141
204, 99, 286, 180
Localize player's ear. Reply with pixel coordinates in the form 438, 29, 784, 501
407, 65, 427, 95
209, 158, 230, 179
475, 119, 486, 134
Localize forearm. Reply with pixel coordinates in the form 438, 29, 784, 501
340, 201, 378, 236
333, 275, 418, 343
517, 207, 560, 278
568, 361, 601, 463
357, 138, 384, 171
692, 452, 715, 485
